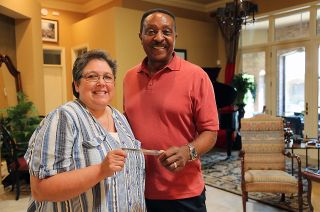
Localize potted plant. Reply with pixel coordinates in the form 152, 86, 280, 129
0, 92, 41, 157
232, 73, 256, 105
231, 73, 256, 118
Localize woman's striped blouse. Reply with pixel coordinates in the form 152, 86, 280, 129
24, 100, 146, 212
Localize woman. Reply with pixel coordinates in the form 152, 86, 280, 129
24, 50, 146, 211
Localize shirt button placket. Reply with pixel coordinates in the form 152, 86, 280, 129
146, 79, 153, 92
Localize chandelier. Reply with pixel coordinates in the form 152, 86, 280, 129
213, 0, 258, 84
216, 0, 258, 30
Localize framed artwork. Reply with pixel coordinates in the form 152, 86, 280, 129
175, 48, 187, 60
41, 19, 58, 43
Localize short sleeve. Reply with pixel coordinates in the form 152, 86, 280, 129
193, 69, 219, 132
25, 108, 75, 179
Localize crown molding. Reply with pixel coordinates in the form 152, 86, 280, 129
40, 0, 232, 13
0, 5, 28, 19
141, 0, 206, 12
141, 0, 232, 13
40, 0, 113, 13
85, 0, 113, 12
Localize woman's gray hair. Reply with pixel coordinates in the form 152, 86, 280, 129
72, 49, 117, 98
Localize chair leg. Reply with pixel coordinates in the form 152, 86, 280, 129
298, 188, 303, 212
15, 171, 20, 200
242, 191, 247, 212
9, 172, 15, 191
226, 129, 232, 157
280, 193, 285, 202
11, 183, 15, 191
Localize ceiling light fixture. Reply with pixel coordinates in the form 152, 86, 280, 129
41, 8, 48, 16
215, 0, 258, 36
211, 0, 258, 85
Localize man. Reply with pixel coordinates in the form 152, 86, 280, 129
123, 8, 219, 212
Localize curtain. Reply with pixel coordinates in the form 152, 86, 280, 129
217, 18, 241, 85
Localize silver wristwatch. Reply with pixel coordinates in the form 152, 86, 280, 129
187, 143, 198, 161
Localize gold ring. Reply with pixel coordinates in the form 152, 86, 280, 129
173, 162, 177, 169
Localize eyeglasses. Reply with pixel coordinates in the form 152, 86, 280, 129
81, 73, 114, 83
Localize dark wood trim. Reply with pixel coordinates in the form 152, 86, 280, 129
0, 54, 22, 93
303, 171, 320, 212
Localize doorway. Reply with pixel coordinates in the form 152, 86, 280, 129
43, 47, 66, 115
276, 46, 306, 138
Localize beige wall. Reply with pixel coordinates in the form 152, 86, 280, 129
71, 9, 117, 56
175, 18, 218, 68
86, 0, 122, 17
0, 0, 44, 114
0, 1, 219, 115
0, 15, 16, 64
0, 14, 16, 108
113, 7, 145, 110
71, 8, 117, 105
2, 1, 313, 114
40, 9, 85, 100
115, 8, 218, 111
71, 7, 219, 111
122, 0, 213, 23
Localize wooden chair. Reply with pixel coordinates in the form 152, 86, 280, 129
240, 114, 303, 212
0, 124, 29, 200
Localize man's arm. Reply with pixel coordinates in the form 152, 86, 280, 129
158, 130, 217, 172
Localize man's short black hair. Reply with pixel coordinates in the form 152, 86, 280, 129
140, 8, 176, 33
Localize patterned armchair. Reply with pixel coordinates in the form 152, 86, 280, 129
240, 114, 303, 212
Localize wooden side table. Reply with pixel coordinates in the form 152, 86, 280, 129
303, 171, 320, 212
285, 141, 320, 175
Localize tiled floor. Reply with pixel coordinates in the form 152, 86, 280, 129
205, 185, 287, 212
0, 187, 29, 212
0, 157, 291, 212
0, 185, 287, 212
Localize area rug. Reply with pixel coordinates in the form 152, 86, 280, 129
201, 149, 309, 212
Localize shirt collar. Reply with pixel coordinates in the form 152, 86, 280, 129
138, 52, 181, 74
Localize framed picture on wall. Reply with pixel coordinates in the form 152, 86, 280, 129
41, 19, 58, 43
175, 48, 187, 60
